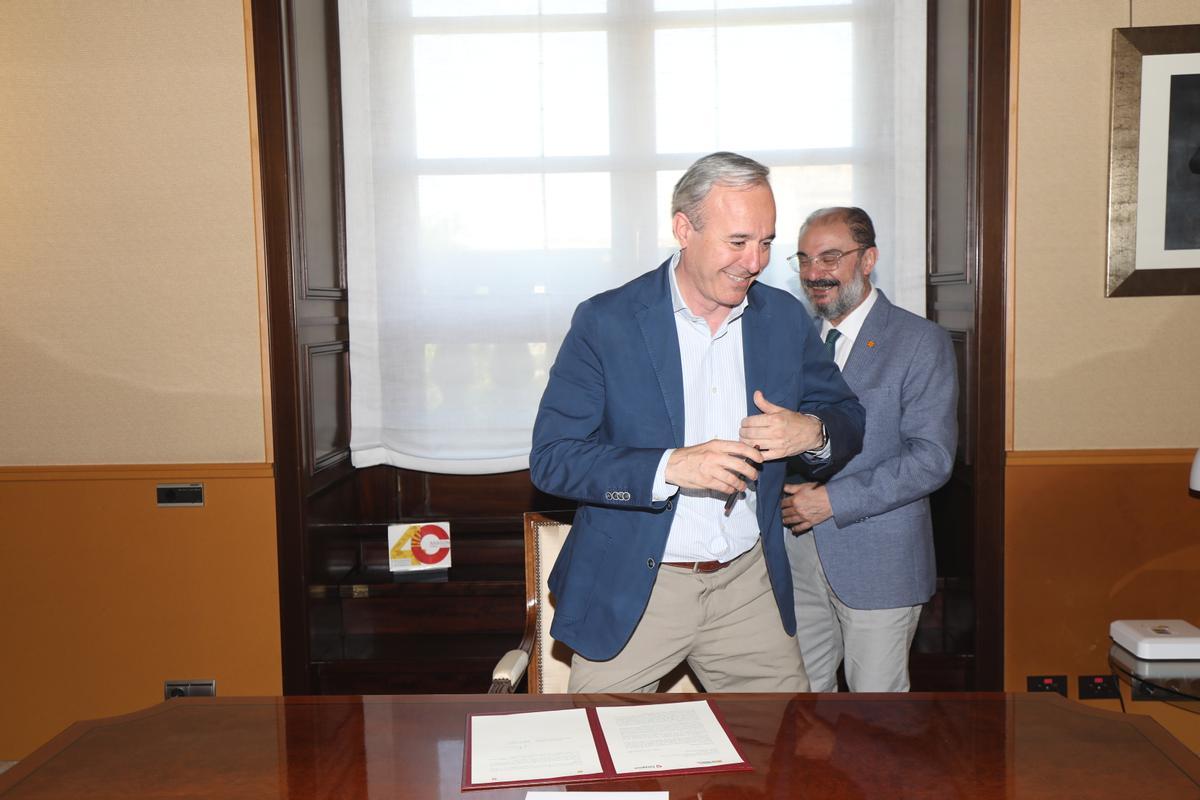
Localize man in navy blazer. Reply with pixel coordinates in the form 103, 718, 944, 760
782, 207, 957, 692
531, 153, 865, 693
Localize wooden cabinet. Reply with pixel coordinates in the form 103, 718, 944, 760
302, 470, 558, 694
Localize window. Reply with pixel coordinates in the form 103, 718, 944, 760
341, 0, 925, 473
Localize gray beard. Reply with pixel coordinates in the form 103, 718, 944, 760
805, 274, 867, 322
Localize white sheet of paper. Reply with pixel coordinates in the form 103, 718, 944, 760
470, 708, 603, 785
526, 793, 668, 800
594, 700, 744, 774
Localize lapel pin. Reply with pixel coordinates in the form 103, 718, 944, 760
867, 340, 876, 348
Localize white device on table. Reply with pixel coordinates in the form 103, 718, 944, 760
1109, 642, 1200, 679
1110, 619, 1200, 660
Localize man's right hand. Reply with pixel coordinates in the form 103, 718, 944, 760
665, 439, 762, 494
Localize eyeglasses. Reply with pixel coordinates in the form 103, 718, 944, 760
787, 247, 869, 272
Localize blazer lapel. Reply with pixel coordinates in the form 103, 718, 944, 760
741, 288, 772, 532
636, 261, 685, 446
741, 288, 769, 416
843, 290, 892, 376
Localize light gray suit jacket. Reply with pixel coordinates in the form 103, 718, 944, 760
808, 290, 957, 610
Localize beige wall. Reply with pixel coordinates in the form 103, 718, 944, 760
1012, 0, 1200, 450
1008, 0, 1200, 755
0, 1, 280, 761
0, 0, 266, 465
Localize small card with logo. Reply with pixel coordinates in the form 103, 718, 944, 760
388, 521, 452, 572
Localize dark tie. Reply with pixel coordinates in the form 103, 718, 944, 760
824, 328, 842, 362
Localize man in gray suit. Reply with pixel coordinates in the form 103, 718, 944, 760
781, 207, 957, 692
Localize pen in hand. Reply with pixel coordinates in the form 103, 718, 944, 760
723, 447, 761, 516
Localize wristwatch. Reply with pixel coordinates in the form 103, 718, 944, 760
803, 414, 828, 453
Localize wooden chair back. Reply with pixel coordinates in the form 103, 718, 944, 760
523, 511, 700, 694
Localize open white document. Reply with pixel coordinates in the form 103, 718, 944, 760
462, 700, 750, 791
594, 700, 745, 774
468, 708, 603, 786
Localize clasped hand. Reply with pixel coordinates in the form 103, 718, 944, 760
738, 390, 824, 460
663, 392, 823, 495
781, 482, 833, 533
665, 439, 761, 495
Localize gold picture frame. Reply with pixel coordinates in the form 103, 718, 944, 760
1106, 25, 1200, 297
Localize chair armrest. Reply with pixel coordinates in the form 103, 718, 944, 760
487, 600, 538, 694
488, 649, 530, 694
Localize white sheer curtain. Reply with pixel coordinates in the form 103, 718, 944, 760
340, 0, 925, 475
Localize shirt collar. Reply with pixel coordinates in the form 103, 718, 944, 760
820, 285, 878, 346
668, 251, 750, 328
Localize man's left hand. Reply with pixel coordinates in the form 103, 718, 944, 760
739, 390, 824, 460
781, 482, 833, 532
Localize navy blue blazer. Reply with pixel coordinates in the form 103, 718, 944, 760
530, 259, 865, 661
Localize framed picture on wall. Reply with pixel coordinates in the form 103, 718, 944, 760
1106, 24, 1200, 297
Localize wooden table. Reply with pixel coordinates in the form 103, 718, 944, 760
2, 692, 1199, 798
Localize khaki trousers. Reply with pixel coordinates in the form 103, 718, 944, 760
568, 541, 810, 693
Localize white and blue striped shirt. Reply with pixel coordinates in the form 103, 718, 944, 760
652, 253, 761, 563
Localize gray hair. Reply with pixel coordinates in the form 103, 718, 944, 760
800, 206, 877, 249
671, 152, 771, 230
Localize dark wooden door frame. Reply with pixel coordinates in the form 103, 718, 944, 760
251, 0, 311, 695
251, 0, 358, 694
971, 0, 1010, 692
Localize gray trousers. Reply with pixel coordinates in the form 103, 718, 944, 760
785, 530, 922, 692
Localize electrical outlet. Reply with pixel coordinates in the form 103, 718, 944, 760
1077, 674, 1120, 700
1026, 675, 1067, 697
1130, 677, 1173, 702
164, 680, 216, 700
